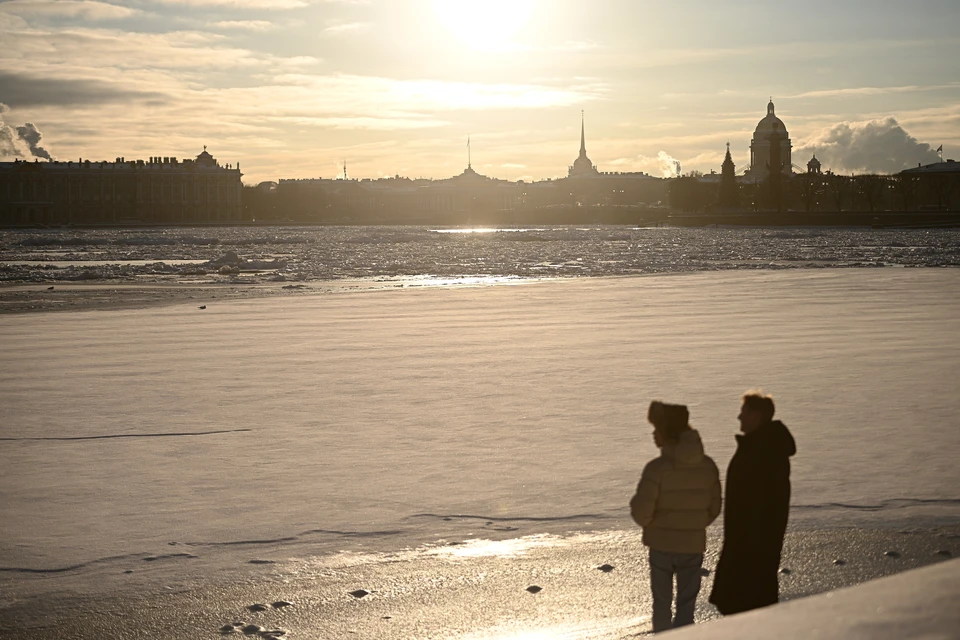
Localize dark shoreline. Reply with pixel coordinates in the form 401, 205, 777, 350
2, 209, 960, 230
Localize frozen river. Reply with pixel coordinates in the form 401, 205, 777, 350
1, 225, 958, 284
1, 267, 958, 602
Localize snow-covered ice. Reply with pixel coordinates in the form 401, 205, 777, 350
1, 267, 958, 605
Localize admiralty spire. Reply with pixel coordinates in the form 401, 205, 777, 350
568, 111, 599, 177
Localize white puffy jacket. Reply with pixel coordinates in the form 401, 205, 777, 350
630, 428, 722, 554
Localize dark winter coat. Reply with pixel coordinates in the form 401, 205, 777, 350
709, 420, 796, 615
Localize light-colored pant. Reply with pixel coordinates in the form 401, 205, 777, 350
649, 548, 704, 633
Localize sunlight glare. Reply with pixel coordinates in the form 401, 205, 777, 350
433, 0, 536, 49
428, 534, 563, 558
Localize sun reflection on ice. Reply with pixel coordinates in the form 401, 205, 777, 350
429, 534, 565, 558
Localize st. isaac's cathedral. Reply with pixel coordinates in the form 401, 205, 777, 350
743, 99, 793, 180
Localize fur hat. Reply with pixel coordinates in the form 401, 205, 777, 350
648, 401, 690, 442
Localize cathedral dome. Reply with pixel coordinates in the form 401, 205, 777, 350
747, 99, 793, 178
753, 100, 788, 136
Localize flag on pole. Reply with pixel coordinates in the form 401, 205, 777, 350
936, 144, 943, 153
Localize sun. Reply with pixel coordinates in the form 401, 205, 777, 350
433, 0, 536, 50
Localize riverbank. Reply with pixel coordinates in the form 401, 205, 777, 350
1, 526, 955, 639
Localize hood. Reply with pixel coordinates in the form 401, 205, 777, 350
664, 428, 706, 466
739, 419, 796, 458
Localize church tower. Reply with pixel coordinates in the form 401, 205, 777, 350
568, 111, 599, 177
718, 142, 738, 207
807, 153, 822, 174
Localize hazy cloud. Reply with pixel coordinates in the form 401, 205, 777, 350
0, 71, 167, 107
212, 20, 276, 30
256, 74, 594, 113
0, 0, 139, 20
324, 21, 371, 34
154, 0, 308, 7
263, 114, 449, 130
2, 27, 323, 75
788, 83, 960, 100
796, 117, 941, 173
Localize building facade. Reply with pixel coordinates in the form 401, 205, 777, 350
0, 148, 243, 225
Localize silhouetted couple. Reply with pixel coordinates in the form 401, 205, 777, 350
630, 391, 796, 633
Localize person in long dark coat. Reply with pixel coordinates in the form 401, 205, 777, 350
709, 391, 796, 615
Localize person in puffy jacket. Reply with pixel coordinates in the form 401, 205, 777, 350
630, 401, 722, 633
709, 390, 796, 616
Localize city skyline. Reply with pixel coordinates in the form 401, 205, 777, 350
1, 0, 958, 185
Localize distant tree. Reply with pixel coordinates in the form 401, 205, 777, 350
854, 175, 888, 212
893, 174, 919, 211
793, 173, 823, 212
923, 173, 955, 211
242, 184, 277, 221
824, 173, 849, 211
669, 176, 713, 212
275, 181, 326, 222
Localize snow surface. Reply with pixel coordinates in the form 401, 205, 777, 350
666, 558, 960, 640
1, 268, 959, 598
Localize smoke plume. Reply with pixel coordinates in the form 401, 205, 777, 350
16, 123, 52, 160
795, 117, 940, 174
0, 104, 54, 160
657, 151, 681, 178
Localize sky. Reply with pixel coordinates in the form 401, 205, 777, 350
1, 0, 958, 185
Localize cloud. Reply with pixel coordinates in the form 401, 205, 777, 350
788, 83, 960, 100
263, 114, 449, 130
324, 21, 371, 34
795, 117, 941, 173
0, 107, 53, 160
153, 0, 309, 7
0, 71, 167, 107
212, 20, 276, 30
255, 74, 594, 114
0, 1, 139, 20
1, 26, 322, 77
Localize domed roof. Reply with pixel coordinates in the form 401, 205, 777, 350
754, 100, 788, 135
